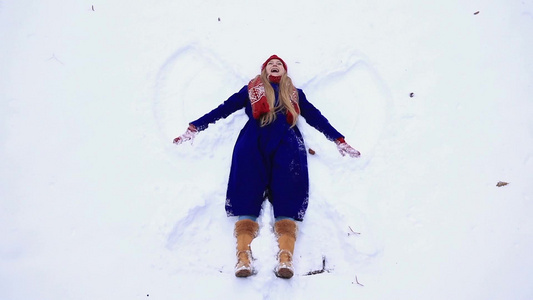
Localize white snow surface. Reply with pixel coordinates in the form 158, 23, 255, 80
1, 1, 533, 299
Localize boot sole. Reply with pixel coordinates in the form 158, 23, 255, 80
275, 267, 294, 279
235, 269, 253, 277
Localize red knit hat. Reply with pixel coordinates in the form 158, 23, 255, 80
261, 55, 287, 71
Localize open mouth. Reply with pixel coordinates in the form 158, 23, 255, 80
271, 68, 279, 73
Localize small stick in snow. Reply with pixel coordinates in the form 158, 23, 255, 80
352, 275, 364, 286
304, 256, 330, 276
496, 181, 509, 187
92, 5, 95, 11
348, 226, 361, 236
474, 11, 480, 15
47, 54, 64, 65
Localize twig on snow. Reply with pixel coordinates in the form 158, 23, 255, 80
348, 226, 361, 236
352, 275, 364, 286
303, 256, 331, 276
47, 54, 64, 65
496, 181, 509, 187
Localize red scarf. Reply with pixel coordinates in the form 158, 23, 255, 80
248, 76, 300, 124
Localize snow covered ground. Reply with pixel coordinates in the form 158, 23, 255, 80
1, 1, 533, 299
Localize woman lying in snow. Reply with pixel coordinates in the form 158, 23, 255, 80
173, 55, 360, 279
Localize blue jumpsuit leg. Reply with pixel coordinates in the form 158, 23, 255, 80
269, 128, 309, 221
225, 134, 268, 218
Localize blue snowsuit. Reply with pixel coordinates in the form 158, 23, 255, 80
190, 83, 344, 221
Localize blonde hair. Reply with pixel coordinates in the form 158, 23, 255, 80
259, 69, 299, 127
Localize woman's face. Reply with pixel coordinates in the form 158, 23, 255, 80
265, 59, 286, 77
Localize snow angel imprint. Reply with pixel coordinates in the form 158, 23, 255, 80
173, 55, 361, 278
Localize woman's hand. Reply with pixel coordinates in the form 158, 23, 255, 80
173, 124, 198, 145
336, 138, 361, 158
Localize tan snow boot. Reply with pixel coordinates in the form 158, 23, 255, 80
234, 219, 259, 277
274, 219, 297, 279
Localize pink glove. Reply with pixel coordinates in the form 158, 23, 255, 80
173, 124, 198, 145
336, 138, 361, 158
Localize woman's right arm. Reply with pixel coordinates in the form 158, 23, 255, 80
173, 86, 248, 144
189, 85, 248, 131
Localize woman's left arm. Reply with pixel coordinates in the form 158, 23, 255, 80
298, 89, 344, 141
298, 90, 360, 157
